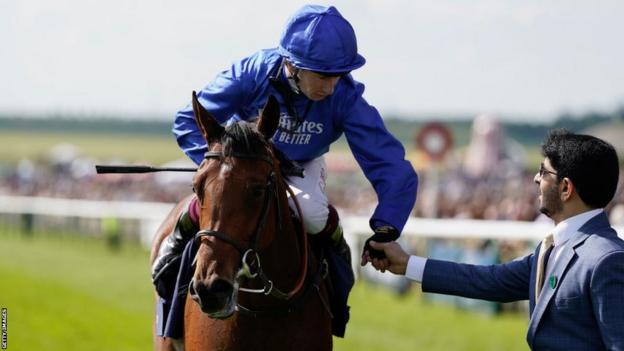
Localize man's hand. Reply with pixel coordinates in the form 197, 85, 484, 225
361, 241, 409, 275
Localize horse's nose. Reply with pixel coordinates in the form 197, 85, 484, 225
189, 278, 234, 313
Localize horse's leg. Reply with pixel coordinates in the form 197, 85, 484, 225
151, 195, 195, 351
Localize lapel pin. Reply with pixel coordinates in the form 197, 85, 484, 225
549, 275, 558, 289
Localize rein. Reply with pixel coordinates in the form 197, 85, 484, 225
194, 148, 309, 301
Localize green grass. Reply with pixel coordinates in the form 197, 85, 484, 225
0, 231, 153, 351
338, 285, 527, 351
0, 231, 528, 350
0, 131, 183, 165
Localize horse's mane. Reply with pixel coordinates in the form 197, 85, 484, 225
221, 121, 269, 158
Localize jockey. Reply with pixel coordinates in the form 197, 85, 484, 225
152, 4, 418, 305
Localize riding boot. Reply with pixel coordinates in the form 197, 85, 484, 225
315, 205, 354, 338
152, 200, 199, 298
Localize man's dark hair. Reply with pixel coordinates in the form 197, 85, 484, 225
541, 128, 620, 208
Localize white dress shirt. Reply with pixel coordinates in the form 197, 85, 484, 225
405, 209, 604, 283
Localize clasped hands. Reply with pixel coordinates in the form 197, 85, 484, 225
360, 226, 410, 275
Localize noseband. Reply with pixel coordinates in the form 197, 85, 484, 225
193, 148, 308, 301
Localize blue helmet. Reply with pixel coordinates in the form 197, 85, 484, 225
278, 5, 366, 74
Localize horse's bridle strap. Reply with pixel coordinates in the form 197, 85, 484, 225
205, 151, 274, 166
194, 230, 246, 256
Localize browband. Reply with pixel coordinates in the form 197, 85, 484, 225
204, 151, 274, 166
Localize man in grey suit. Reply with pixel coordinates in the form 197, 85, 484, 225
362, 129, 624, 350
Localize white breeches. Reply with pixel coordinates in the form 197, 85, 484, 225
286, 157, 329, 234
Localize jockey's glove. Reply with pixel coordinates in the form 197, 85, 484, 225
363, 225, 400, 260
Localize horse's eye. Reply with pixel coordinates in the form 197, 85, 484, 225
250, 185, 265, 199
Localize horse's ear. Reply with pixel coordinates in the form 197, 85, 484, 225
257, 95, 280, 140
192, 91, 224, 144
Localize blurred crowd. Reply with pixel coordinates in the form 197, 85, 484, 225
1, 162, 192, 204
2, 116, 624, 226
0, 143, 192, 203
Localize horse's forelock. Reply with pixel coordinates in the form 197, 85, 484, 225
221, 121, 269, 157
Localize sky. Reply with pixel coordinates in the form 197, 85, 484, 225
1, 0, 623, 122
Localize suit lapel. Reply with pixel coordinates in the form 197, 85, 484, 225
526, 228, 599, 345
525, 212, 610, 347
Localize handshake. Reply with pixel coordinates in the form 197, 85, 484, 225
360, 226, 410, 275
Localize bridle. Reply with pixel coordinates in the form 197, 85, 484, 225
193, 146, 308, 301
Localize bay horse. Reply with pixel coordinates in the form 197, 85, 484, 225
150, 93, 333, 351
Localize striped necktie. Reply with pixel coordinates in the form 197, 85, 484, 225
535, 233, 554, 299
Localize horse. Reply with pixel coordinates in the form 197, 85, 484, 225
150, 92, 333, 351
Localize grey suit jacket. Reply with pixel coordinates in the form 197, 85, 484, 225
422, 212, 624, 350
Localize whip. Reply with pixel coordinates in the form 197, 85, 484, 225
95, 165, 197, 174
